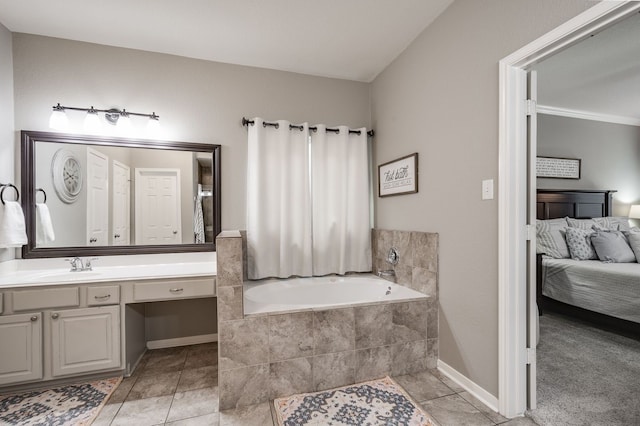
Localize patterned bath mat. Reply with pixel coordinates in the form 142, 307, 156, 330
274, 376, 438, 426
0, 376, 122, 426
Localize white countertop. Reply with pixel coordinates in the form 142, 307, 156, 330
0, 252, 217, 288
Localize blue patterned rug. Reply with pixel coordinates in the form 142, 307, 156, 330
274, 376, 438, 426
0, 377, 121, 426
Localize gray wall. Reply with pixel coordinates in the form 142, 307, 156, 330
11, 33, 370, 342
11, 33, 371, 232
537, 114, 640, 216
0, 23, 14, 262
371, 0, 595, 397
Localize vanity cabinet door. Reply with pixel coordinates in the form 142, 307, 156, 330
50, 306, 120, 377
0, 313, 43, 385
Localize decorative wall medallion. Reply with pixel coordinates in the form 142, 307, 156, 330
51, 149, 83, 204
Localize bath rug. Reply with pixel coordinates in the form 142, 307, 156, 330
274, 376, 438, 426
0, 376, 122, 426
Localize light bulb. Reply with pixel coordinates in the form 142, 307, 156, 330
146, 114, 160, 137
117, 113, 132, 134
49, 108, 69, 131
83, 109, 102, 133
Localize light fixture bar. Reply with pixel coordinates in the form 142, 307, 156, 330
51, 103, 159, 120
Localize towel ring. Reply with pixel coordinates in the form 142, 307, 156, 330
36, 188, 47, 204
0, 183, 19, 205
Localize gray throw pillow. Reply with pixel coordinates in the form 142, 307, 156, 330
594, 216, 630, 232
622, 228, 640, 262
536, 218, 570, 259
590, 230, 636, 263
565, 227, 597, 260
567, 218, 597, 230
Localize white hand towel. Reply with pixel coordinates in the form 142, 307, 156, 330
0, 201, 28, 248
36, 203, 55, 244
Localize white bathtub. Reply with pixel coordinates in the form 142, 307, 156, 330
243, 274, 427, 315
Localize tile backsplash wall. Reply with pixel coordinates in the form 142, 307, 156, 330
372, 229, 439, 352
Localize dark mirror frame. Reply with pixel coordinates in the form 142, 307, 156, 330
21, 130, 221, 259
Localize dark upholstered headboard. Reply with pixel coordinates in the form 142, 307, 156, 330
536, 189, 616, 220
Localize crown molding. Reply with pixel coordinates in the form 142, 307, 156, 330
537, 105, 640, 127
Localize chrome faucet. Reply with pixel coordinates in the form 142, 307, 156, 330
67, 257, 83, 272
378, 269, 396, 278
66, 257, 98, 272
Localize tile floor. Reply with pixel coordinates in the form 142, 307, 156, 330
93, 343, 537, 425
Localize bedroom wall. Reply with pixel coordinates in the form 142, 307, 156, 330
537, 114, 640, 217
371, 0, 596, 397
11, 33, 371, 232
0, 22, 15, 263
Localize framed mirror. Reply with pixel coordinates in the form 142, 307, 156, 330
21, 130, 221, 258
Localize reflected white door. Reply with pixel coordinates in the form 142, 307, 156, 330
87, 148, 109, 246
135, 168, 181, 244
112, 161, 130, 246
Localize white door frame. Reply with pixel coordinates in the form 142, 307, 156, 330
498, 1, 640, 418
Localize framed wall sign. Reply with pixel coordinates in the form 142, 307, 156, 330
378, 153, 418, 197
536, 156, 581, 179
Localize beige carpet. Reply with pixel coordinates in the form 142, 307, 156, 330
274, 376, 438, 426
528, 312, 640, 426
0, 377, 122, 426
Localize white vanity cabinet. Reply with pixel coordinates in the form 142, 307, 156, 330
50, 306, 120, 377
0, 312, 43, 386
0, 284, 122, 387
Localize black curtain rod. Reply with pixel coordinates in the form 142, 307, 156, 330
242, 117, 374, 137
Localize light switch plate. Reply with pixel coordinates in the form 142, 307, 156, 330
482, 179, 494, 200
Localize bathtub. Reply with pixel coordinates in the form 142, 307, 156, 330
243, 274, 427, 315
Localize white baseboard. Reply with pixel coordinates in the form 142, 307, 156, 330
437, 359, 499, 412
146, 333, 218, 350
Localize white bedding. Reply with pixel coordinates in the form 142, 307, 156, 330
542, 258, 640, 323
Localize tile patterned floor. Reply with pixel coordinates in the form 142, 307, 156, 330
92, 343, 537, 425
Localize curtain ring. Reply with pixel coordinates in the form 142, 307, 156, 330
0, 183, 19, 205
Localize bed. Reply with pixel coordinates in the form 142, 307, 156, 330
536, 189, 640, 337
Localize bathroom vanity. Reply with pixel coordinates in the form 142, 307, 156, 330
0, 252, 216, 390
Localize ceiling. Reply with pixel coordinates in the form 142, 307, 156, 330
534, 11, 640, 120
0, 0, 453, 83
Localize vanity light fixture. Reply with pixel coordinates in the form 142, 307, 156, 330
49, 103, 160, 132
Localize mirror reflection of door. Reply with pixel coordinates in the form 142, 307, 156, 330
135, 168, 182, 245
86, 148, 109, 246
112, 161, 131, 246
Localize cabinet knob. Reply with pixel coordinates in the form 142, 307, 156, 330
30, 315, 38, 322
169, 288, 184, 293
114, 234, 120, 239
89, 238, 97, 243
51, 313, 59, 319
173, 230, 178, 235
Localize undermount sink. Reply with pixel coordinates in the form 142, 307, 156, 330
22, 270, 103, 282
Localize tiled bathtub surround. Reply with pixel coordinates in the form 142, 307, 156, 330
216, 229, 439, 410
372, 229, 439, 345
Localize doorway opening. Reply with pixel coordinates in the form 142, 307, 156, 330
498, 1, 640, 419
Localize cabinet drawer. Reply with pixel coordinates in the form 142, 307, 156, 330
87, 286, 120, 306
12, 287, 79, 312
133, 279, 214, 302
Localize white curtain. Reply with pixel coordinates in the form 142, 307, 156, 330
246, 118, 313, 279
311, 125, 371, 275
